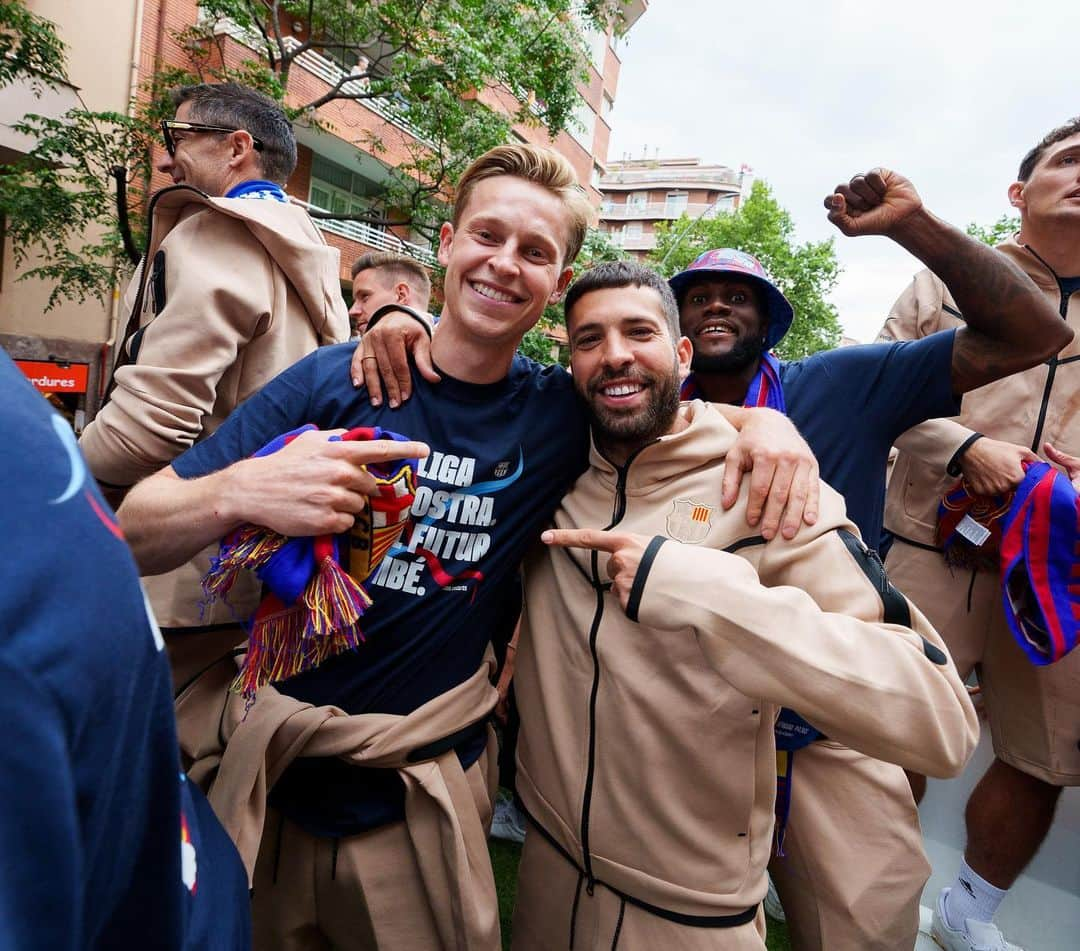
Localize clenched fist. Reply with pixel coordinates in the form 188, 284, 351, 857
824, 168, 924, 238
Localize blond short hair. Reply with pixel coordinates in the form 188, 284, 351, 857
452, 144, 595, 267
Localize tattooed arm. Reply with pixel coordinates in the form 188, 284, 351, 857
825, 169, 1072, 394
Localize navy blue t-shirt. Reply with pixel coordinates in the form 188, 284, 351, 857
173, 343, 589, 836
0, 354, 249, 950
780, 330, 960, 547
1059, 275, 1080, 301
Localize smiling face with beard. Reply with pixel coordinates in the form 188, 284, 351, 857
583, 361, 683, 453
679, 277, 769, 375
567, 284, 693, 466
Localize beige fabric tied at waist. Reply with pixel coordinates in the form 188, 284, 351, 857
204, 655, 499, 951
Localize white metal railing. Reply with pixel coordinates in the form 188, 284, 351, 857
600, 201, 731, 220
210, 18, 427, 141
601, 168, 741, 188
604, 229, 657, 251
291, 197, 437, 266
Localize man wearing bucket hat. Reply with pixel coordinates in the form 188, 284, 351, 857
878, 118, 1080, 951
670, 167, 1071, 951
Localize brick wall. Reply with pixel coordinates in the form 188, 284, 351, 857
140, 1, 608, 209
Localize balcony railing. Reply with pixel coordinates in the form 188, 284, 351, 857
605, 230, 657, 251
600, 201, 732, 221
600, 168, 741, 188
210, 18, 427, 142
292, 198, 436, 266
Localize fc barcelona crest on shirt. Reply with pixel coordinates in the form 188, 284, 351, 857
666, 499, 714, 544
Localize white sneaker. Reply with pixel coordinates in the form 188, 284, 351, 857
489, 796, 526, 844
931, 888, 1023, 951
762, 875, 786, 923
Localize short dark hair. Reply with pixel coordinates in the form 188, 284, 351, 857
1018, 117, 1080, 181
171, 82, 297, 184
564, 261, 680, 341
351, 251, 432, 304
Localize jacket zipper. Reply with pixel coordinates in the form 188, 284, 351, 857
102, 184, 212, 405
1027, 250, 1073, 452
579, 446, 644, 891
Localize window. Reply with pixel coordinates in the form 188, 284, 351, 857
567, 100, 596, 151
665, 192, 688, 217
625, 222, 643, 238
575, 16, 608, 70
627, 191, 648, 211
309, 155, 382, 219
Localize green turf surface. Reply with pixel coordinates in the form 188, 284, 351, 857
489, 839, 791, 950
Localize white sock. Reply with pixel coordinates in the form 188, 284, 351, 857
944, 859, 1008, 930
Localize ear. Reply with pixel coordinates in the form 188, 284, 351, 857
1008, 180, 1025, 209
228, 130, 258, 170
394, 281, 410, 304
548, 265, 574, 305
437, 222, 454, 267
675, 335, 694, 381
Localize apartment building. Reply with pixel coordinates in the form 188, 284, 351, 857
598, 156, 745, 258
0, 0, 646, 427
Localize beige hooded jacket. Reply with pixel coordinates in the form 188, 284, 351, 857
80, 185, 350, 627
879, 237, 1080, 546
515, 401, 978, 923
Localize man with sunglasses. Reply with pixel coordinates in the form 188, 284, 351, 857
79, 82, 349, 688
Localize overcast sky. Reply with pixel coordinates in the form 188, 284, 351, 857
607, 0, 1080, 341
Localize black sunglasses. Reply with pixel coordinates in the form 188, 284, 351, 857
160, 119, 265, 157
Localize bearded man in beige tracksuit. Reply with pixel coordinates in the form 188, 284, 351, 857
511, 261, 980, 950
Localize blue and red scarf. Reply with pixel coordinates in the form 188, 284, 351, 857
936, 461, 1080, 666
1000, 462, 1080, 665
936, 481, 1011, 572
681, 351, 786, 414
201, 424, 418, 703
684, 353, 810, 855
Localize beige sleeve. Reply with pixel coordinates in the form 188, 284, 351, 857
630, 503, 978, 778
877, 270, 976, 473
79, 214, 275, 486
892, 417, 976, 471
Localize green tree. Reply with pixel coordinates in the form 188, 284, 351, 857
0, 0, 65, 89
0, 0, 628, 309
0, 1, 151, 309
966, 214, 1019, 247
649, 180, 843, 360
520, 228, 628, 365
